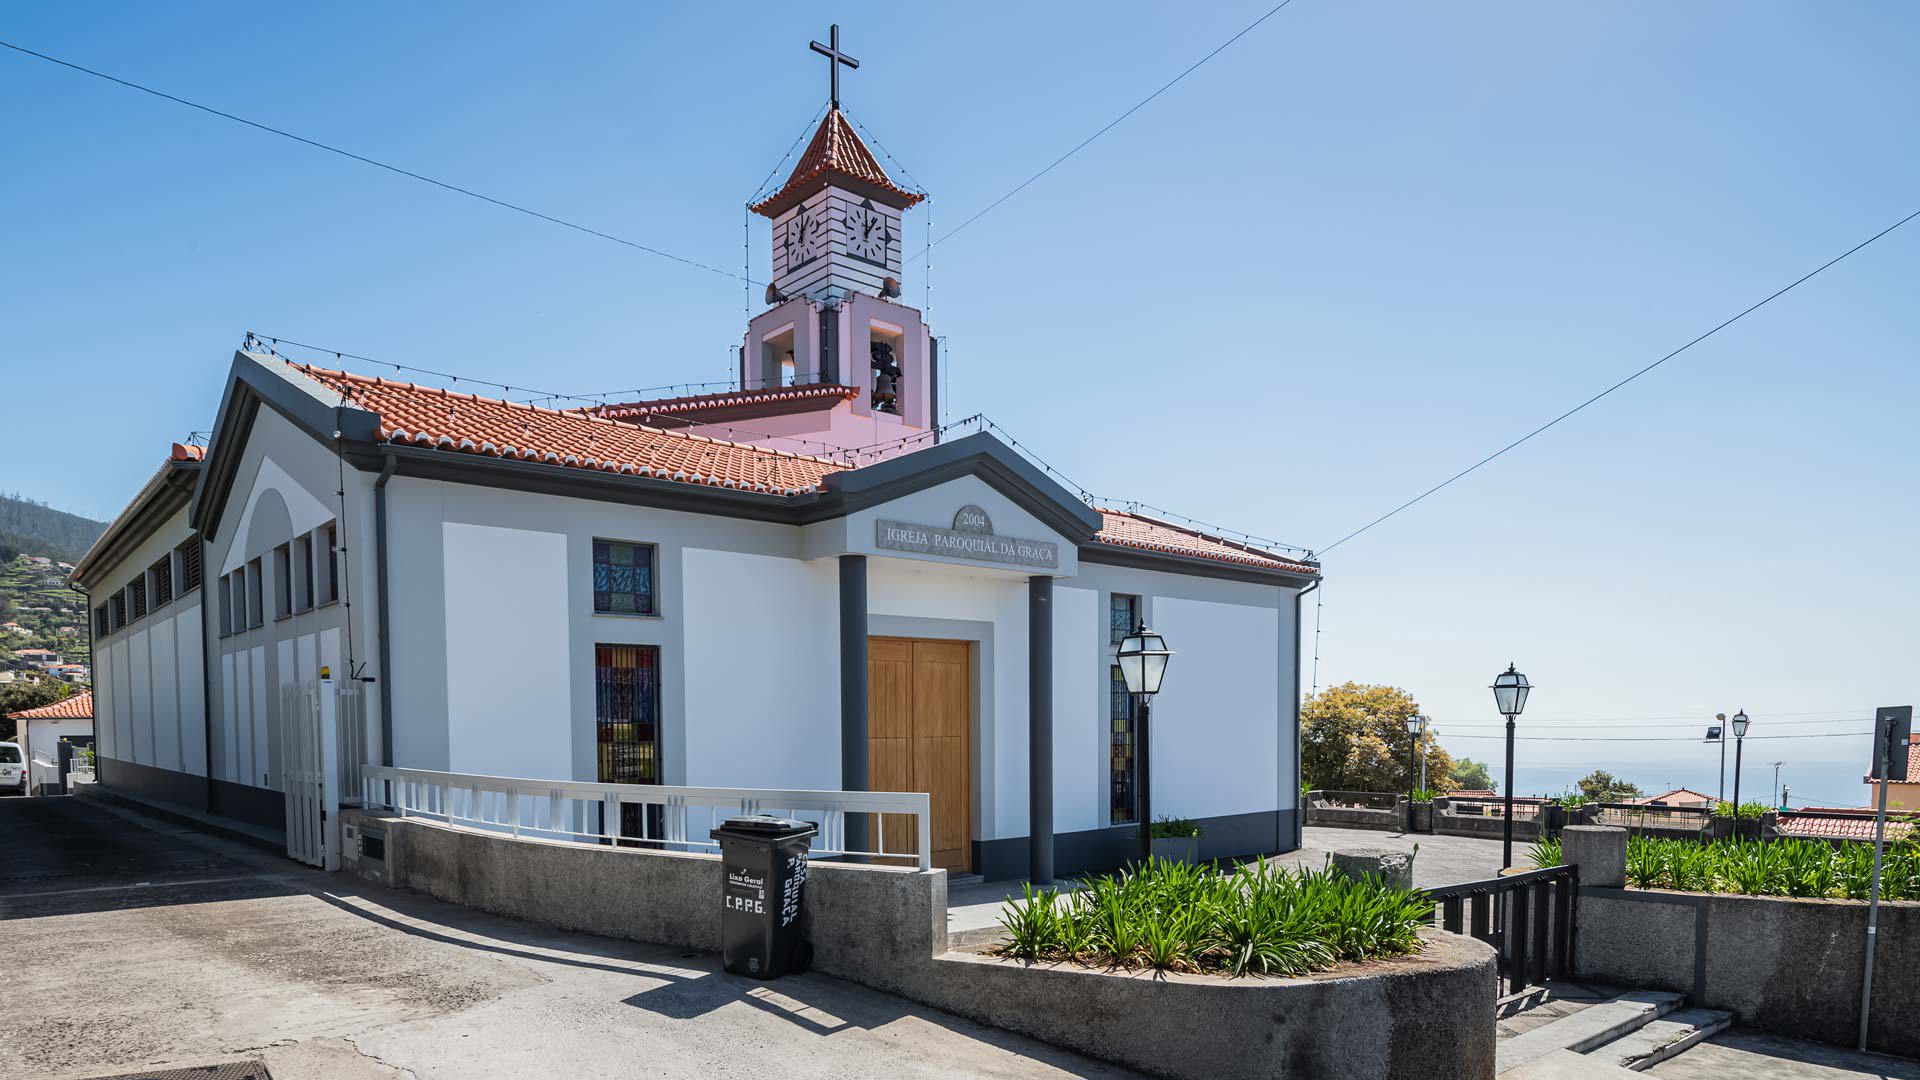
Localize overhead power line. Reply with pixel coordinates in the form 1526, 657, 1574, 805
905, 0, 1298, 264
1317, 204, 1920, 555
0, 39, 754, 284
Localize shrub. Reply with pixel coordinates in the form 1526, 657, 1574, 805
1712, 800, 1770, 820
1150, 816, 1203, 839
1527, 837, 1563, 868
1623, 834, 1920, 900
995, 857, 1431, 977
1410, 788, 1438, 804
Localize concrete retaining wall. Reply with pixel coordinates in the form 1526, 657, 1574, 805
343, 811, 1499, 1079
1576, 887, 1920, 1057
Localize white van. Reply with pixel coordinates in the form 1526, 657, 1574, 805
0, 742, 23, 795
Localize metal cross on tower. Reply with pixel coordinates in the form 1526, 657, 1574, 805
809, 24, 859, 108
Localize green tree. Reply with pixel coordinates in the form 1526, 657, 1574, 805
0, 677, 70, 743
1450, 757, 1494, 791
1301, 682, 1455, 794
1575, 770, 1643, 803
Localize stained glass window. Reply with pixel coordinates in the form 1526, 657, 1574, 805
1109, 593, 1140, 646
1110, 665, 1138, 825
595, 644, 660, 786
593, 539, 656, 615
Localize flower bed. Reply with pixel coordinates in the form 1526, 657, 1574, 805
1625, 834, 1920, 899
997, 857, 1432, 977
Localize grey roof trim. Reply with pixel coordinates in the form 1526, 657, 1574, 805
382, 444, 811, 522
191, 352, 382, 537
70, 459, 201, 589
1078, 541, 1321, 588
819, 432, 1106, 538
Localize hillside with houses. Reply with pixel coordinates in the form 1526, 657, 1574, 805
0, 494, 105, 693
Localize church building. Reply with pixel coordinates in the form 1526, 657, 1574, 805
73, 31, 1321, 879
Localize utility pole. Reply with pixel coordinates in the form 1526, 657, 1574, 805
1770, 761, 1785, 809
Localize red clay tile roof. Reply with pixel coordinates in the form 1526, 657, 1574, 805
1777, 808, 1914, 842
8, 691, 92, 720
590, 384, 858, 423
289, 365, 1315, 575
1093, 511, 1319, 576
1634, 789, 1717, 805
750, 108, 925, 218
171, 442, 205, 461
293, 365, 851, 496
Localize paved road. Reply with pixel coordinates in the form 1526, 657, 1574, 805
5, 797, 1138, 1080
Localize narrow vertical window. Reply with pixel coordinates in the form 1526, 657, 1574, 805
273, 544, 292, 619
151, 555, 173, 607
130, 577, 148, 620
1110, 665, 1138, 825
177, 539, 203, 592
218, 575, 233, 637
111, 590, 127, 630
247, 557, 264, 628
592, 540, 656, 615
322, 523, 339, 604
294, 535, 314, 611
1109, 593, 1140, 645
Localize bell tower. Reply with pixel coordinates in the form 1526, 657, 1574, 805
737, 24, 937, 440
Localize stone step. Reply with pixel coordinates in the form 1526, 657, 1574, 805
1586, 1008, 1733, 1071
1496, 990, 1686, 1075
1501, 1050, 1639, 1080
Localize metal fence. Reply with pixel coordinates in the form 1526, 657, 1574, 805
1426, 864, 1575, 995
361, 765, 935, 871
1443, 795, 1545, 820
1590, 802, 1714, 831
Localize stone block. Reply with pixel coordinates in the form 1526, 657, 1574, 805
1561, 825, 1626, 888
1330, 846, 1414, 890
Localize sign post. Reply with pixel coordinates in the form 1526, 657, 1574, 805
1858, 704, 1911, 1051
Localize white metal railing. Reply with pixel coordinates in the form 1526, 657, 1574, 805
361, 765, 934, 872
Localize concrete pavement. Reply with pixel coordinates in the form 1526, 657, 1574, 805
4, 797, 1139, 1080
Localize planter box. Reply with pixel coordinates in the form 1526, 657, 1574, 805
1151, 836, 1200, 864
1409, 803, 1434, 833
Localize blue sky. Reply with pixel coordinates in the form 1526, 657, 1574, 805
3, 3, 1915, 806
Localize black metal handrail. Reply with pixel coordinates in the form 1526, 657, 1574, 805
1424, 865, 1576, 995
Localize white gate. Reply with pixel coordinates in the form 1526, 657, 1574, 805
279, 674, 341, 869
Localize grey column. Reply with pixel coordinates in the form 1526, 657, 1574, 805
839, 555, 870, 857
1028, 575, 1054, 884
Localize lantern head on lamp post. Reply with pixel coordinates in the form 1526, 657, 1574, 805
1731, 709, 1751, 817
1490, 663, 1531, 869
1116, 624, 1173, 865
1404, 714, 1428, 802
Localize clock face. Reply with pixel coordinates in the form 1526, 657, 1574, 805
787, 208, 824, 268
847, 200, 891, 267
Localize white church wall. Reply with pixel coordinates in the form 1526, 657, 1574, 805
84, 502, 205, 778
386, 474, 807, 786
200, 402, 379, 801
1150, 596, 1283, 821
680, 549, 839, 790
443, 522, 573, 780
1052, 584, 1103, 835
1071, 560, 1299, 835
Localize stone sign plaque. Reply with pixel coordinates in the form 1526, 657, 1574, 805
875, 504, 1059, 569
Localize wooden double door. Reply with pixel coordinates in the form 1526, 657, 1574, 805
868, 637, 972, 872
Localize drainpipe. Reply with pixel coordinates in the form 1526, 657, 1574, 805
1291, 579, 1321, 852
374, 452, 397, 767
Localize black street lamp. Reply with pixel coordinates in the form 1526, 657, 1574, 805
1730, 709, 1750, 815
1491, 663, 1532, 870
1115, 623, 1173, 866
1404, 713, 1428, 802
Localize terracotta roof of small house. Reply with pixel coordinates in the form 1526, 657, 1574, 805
1864, 737, 1920, 785
1634, 788, 1717, 805
750, 108, 925, 218
1776, 807, 1914, 843
589, 384, 859, 423
1092, 511, 1319, 575
293, 365, 851, 496
171, 442, 205, 461
7, 691, 92, 720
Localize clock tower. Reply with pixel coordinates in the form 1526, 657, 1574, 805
736, 25, 937, 438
